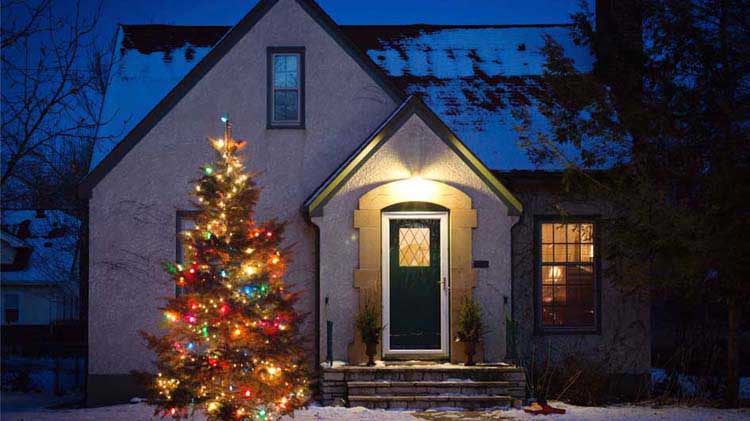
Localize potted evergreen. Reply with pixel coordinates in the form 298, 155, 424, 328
455, 295, 487, 366
355, 296, 382, 366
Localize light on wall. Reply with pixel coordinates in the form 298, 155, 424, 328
392, 177, 438, 203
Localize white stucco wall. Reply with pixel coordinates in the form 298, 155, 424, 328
314, 114, 518, 362
88, 0, 396, 375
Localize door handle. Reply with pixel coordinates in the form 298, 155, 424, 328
442, 277, 449, 291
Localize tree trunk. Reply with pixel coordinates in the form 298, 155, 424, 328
725, 297, 738, 408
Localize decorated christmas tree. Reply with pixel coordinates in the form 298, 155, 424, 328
142, 117, 308, 420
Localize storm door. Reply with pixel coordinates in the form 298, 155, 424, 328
382, 212, 448, 357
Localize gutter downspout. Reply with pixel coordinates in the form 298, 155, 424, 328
301, 207, 322, 374
507, 210, 524, 363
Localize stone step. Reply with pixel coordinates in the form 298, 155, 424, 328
347, 380, 523, 396
324, 365, 525, 383
348, 394, 514, 410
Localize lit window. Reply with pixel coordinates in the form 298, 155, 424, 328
398, 227, 430, 267
3, 293, 19, 324
268, 47, 304, 128
539, 222, 597, 331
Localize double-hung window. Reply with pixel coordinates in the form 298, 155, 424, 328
176, 212, 198, 296
537, 220, 599, 333
267, 47, 305, 128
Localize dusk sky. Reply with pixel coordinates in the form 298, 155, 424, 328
96, 0, 589, 38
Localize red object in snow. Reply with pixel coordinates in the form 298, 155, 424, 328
523, 402, 566, 415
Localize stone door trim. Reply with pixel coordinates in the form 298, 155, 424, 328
349, 178, 478, 364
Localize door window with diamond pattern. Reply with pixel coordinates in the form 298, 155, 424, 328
398, 227, 430, 267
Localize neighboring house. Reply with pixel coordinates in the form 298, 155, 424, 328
79, 0, 649, 405
1, 210, 81, 326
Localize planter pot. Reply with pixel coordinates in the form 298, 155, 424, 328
365, 341, 377, 366
464, 341, 477, 366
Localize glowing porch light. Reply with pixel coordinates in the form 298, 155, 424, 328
392, 177, 439, 203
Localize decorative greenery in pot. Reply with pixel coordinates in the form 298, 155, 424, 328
355, 295, 382, 366
455, 295, 487, 366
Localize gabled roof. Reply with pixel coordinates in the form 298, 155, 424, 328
82, 8, 595, 197
304, 96, 523, 217
79, 0, 404, 196
341, 24, 592, 169
84, 21, 592, 183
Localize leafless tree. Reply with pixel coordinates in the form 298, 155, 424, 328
1, 0, 115, 209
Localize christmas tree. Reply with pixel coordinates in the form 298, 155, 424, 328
142, 117, 308, 420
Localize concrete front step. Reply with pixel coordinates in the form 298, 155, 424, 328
348, 394, 514, 410
347, 380, 523, 396
320, 364, 526, 406
324, 365, 525, 382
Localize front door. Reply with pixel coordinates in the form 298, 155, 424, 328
382, 212, 449, 357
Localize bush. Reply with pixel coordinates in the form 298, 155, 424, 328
355, 295, 381, 344
455, 296, 487, 343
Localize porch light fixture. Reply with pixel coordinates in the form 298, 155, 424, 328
394, 177, 438, 202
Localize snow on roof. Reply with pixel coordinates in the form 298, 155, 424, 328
341, 25, 592, 169
90, 25, 228, 171
90, 23, 592, 172
1, 210, 80, 284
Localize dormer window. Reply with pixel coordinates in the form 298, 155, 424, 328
267, 47, 305, 129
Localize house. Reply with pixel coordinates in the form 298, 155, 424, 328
79, 0, 649, 406
1, 210, 81, 326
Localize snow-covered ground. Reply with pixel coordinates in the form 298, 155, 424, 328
1, 401, 748, 421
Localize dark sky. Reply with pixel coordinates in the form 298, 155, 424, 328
98, 1, 588, 36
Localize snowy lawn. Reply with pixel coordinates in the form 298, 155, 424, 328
2, 401, 749, 421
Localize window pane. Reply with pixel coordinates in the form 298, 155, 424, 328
178, 218, 196, 264
273, 55, 298, 88
558, 306, 595, 326
580, 224, 594, 242
553, 244, 567, 262
273, 90, 299, 121
581, 243, 594, 262
542, 224, 554, 243
542, 307, 556, 325
553, 224, 566, 242
567, 243, 581, 262
567, 223, 581, 243
541, 244, 554, 262
565, 285, 594, 306
553, 286, 567, 304
542, 265, 565, 285
398, 227, 430, 267
541, 286, 553, 304
567, 265, 594, 285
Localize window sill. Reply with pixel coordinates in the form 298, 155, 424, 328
267, 123, 305, 130
534, 326, 601, 336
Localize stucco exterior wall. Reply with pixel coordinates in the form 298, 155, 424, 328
87, 0, 396, 378
313, 114, 518, 362
510, 186, 651, 377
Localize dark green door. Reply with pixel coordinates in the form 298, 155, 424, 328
388, 217, 442, 350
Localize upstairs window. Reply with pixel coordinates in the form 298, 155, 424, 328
537, 220, 599, 333
267, 47, 305, 128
